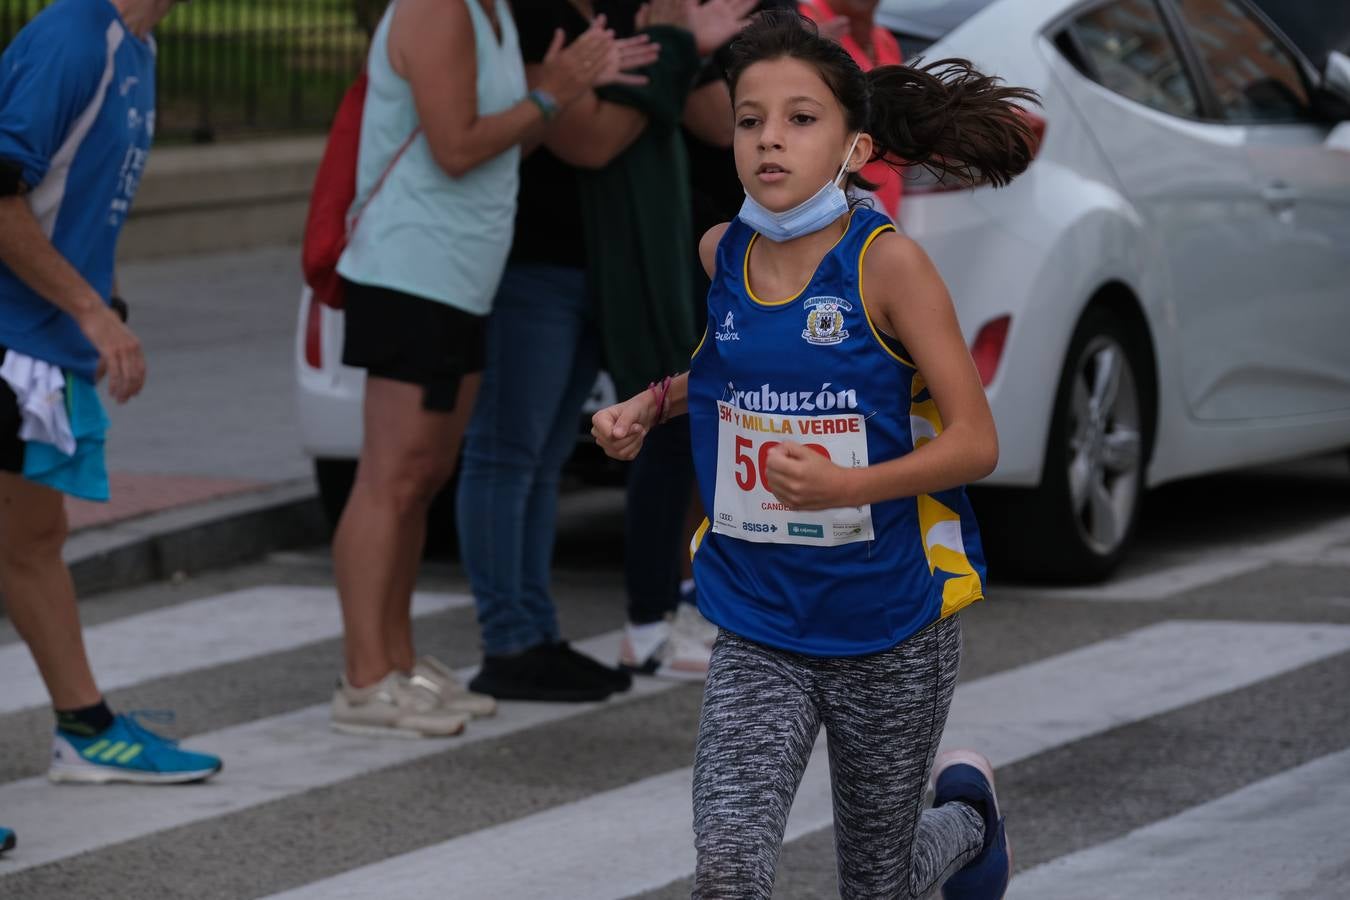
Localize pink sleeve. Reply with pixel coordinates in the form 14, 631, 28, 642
873, 27, 904, 66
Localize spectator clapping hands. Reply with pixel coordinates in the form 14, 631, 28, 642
537, 16, 662, 104
637, 0, 758, 55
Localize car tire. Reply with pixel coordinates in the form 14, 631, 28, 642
976, 306, 1150, 583
312, 457, 460, 558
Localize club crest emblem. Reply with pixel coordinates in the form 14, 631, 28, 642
802, 296, 852, 346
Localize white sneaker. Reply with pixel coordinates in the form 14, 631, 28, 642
674, 601, 718, 650
410, 655, 497, 718
619, 605, 715, 681
620, 618, 671, 675
331, 672, 469, 738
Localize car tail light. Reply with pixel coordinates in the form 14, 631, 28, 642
903, 109, 1046, 195
1019, 108, 1047, 155
304, 295, 324, 369
971, 315, 1011, 387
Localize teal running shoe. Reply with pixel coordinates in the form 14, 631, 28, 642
48, 712, 222, 784
0, 826, 14, 854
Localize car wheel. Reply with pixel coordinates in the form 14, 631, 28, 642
978, 306, 1149, 583
311, 457, 459, 558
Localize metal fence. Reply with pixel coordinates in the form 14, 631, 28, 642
1, 0, 381, 142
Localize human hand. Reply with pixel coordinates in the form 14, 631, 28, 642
685, 0, 756, 55
593, 34, 661, 88
763, 441, 854, 510
591, 392, 659, 460
79, 302, 145, 403
636, 0, 689, 31
538, 17, 617, 106
637, 0, 691, 30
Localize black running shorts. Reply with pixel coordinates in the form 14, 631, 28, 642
0, 347, 24, 473
339, 278, 487, 412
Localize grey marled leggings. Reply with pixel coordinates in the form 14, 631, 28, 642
691, 615, 984, 899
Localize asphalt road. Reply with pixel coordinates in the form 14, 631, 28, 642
1, 452, 1348, 899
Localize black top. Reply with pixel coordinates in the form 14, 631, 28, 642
508, 0, 634, 268
510, 0, 795, 269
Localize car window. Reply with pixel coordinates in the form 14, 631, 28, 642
877, 0, 998, 56
1067, 0, 1200, 118
1176, 0, 1312, 122
1248, 0, 1350, 70
877, 0, 997, 39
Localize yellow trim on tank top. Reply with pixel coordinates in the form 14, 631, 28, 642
940, 587, 984, 619
691, 323, 709, 360
916, 492, 985, 617
910, 372, 945, 449
689, 517, 711, 561
742, 210, 857, 307
857, 224, 917, 369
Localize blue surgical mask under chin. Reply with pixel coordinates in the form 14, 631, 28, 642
737, 132, 862, 243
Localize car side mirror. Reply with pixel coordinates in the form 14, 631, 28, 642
1325, 50, 1350, 98
1328, 122, 1350, 153
1316, 50, 1350, 122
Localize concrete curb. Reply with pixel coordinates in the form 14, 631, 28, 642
120, 137, 324, 261
64, 478, 328, 597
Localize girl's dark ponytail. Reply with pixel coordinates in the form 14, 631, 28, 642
864, 60, 1040, 189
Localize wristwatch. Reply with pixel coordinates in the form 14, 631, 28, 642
527, 88, 560, 122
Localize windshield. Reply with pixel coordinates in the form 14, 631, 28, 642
1252, 0, 1350, 69
877, 0, 1349, 68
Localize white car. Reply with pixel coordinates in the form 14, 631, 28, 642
874, 0, 1350, 578
296, 0, 1350, 578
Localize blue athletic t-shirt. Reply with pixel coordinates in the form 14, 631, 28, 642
0, 0, 156, 381
688, 208, 988, 657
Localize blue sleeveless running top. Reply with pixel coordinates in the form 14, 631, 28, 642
688, 207, 987, 657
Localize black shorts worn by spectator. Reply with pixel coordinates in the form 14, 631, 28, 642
0, 348, 24, 473
340, 277, 486, 412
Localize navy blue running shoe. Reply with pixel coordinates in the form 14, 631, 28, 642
933, 750, 1011, 900
0, 826, 14, 854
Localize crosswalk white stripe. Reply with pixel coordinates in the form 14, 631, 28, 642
1029, 514, 1350, 601
1007, 748, 1350, 900
935, 619, 1350, 760
261, 621, 1350, 900
0, 631, 680, 876
0, 587, 472, 715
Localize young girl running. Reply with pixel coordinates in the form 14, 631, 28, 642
592, 13, 1037, 899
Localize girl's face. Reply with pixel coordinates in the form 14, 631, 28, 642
733, 57, 871, 213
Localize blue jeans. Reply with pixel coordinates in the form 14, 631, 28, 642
456, 264, 599, 656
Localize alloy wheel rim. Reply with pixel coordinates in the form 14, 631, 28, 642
1066, 336, 1143, 556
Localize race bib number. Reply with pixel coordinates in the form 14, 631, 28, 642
712, 401, 874, 546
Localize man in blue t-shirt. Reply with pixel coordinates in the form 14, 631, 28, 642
0, 0, 221, 819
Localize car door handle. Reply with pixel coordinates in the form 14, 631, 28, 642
1261, 181, 1300, 210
